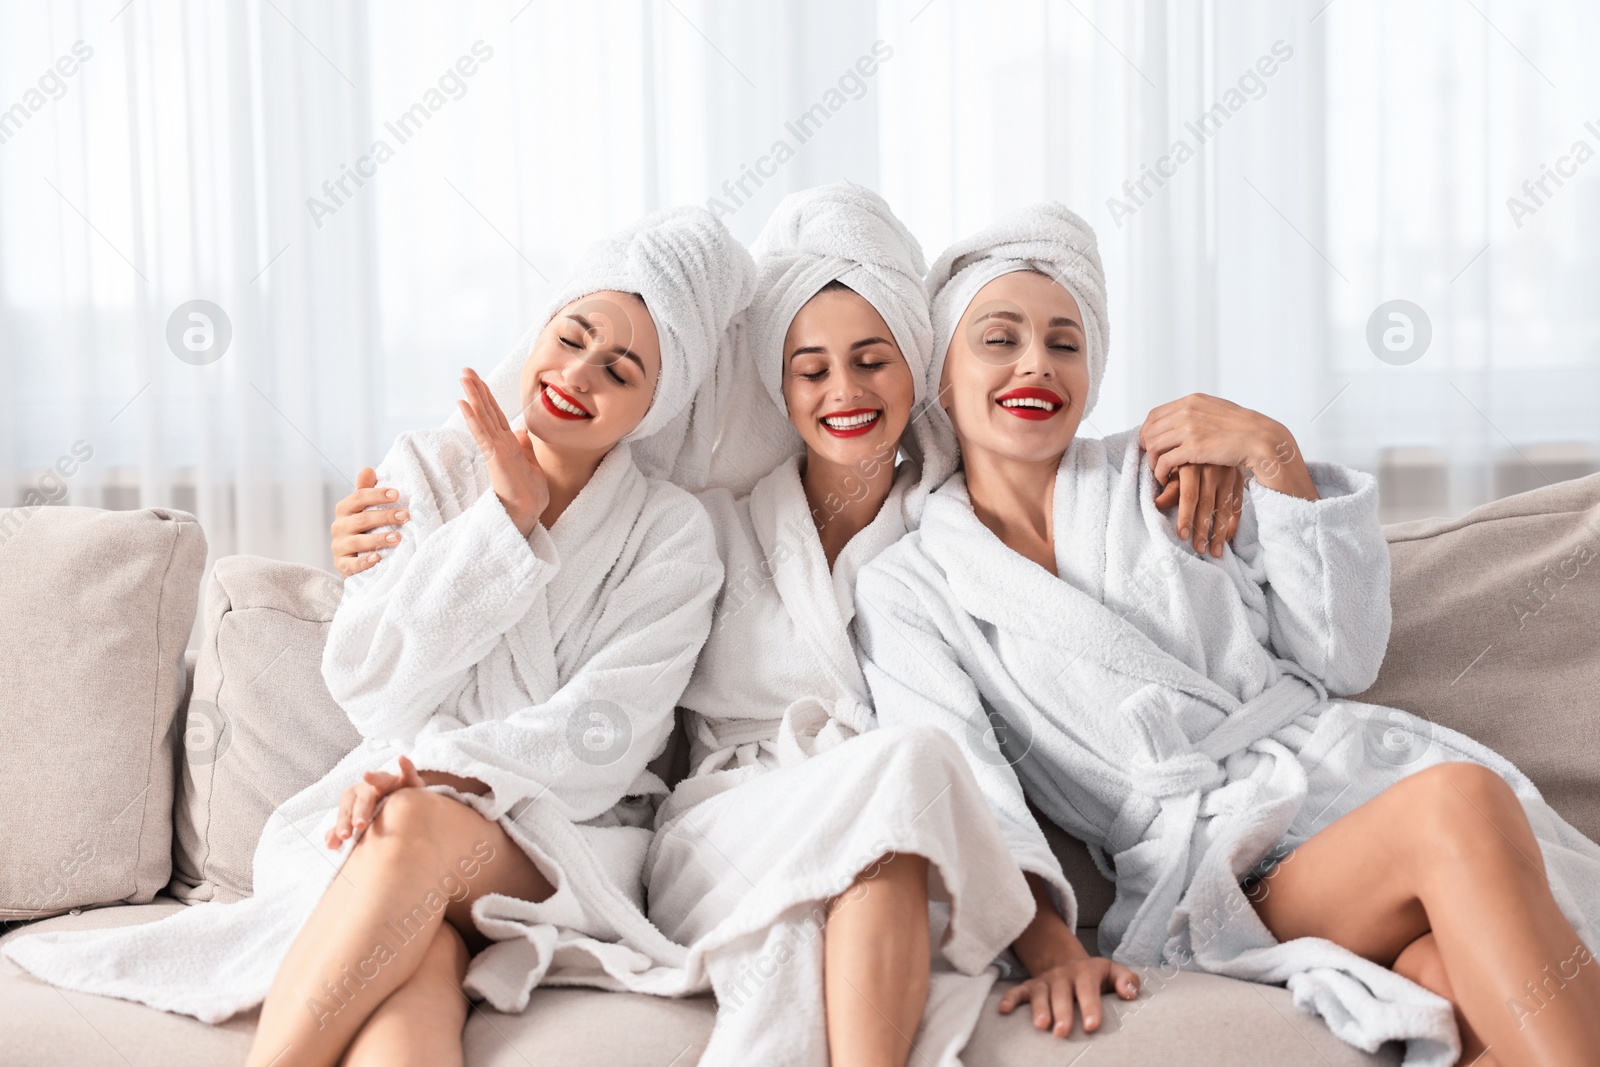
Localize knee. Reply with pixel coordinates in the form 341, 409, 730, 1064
1403, 763, 1535, 868
366, 787, 458, 856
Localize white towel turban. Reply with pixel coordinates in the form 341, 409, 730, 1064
707, 181, 955, 523
449, 205, 757, 487
924, 203, 1110, 431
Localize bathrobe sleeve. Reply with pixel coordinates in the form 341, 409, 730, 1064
322, 428, 558, 741
855, 559, 1079, 931
1238, 461, 1392, 695
401, 487, 723, 824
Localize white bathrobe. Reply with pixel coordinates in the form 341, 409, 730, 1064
3, 427, 722, 1022
854, 429, 1600, 1067
644, 456, 1048, 1067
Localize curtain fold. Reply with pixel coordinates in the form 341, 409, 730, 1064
3, 0, 1596, 584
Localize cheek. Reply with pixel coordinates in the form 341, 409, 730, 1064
887, 365, 916, 409
781, 377, 821, 425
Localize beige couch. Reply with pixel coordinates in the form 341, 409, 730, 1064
3, 473, 1597, 1067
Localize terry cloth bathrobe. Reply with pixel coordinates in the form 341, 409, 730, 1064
645, 183, 1044, 1067
854, 203, 1600, 1067
4, 205, 759, 1023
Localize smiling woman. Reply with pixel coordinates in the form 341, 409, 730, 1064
855, 201, 1600, 1067
2, 205, 760, 1067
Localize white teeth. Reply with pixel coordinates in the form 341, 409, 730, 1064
999, 397, 1061, 411
544, 384, 589, 416
821, 411, 880, 429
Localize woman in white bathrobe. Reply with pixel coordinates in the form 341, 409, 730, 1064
5, 207, 756, 1067
853, 204, 1600, 1067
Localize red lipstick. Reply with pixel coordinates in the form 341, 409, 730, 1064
539, 381, 593, 420
995, 387, 1064, 421
819, 408, 881, 438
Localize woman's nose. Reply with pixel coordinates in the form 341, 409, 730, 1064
1015, 337, 1053, 378
831, 369, 866, 400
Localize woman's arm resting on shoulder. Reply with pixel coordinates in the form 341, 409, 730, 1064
1140, 393, 1390, 692
331, 467, 411, 578
1139, 393, 1318, 501
1002, 873, 1140, 1037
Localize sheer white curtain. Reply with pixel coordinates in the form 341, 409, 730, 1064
4, 0, 1597, 581
880, 0, 1600, 520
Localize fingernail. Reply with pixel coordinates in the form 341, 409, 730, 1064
386, 533, 398, 543
386, 490, 397, 499
367, 554, 379, 562
1178, 526, 1189, 538
395, 510, 408, 521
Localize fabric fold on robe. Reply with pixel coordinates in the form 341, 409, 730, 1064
4, 428, 724, 1020
855, 428, 1600, 1067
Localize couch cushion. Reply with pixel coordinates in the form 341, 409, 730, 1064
463, 988, 713, 1066
0, 506, 206, 920
0, 899, 717, 1067
969, 969, 1397, 1066
168, 556, 360, 903
0, 900, 258, 1065
1356, 471, 1600, 842
2, 902, 1389, 1066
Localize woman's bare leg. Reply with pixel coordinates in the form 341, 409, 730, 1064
244, 788, 553, 1067
1392, 933, 1498, 1066
823, 852, 932, 1067
338, 921, 472, 1067
1250, 762, 1600, 1066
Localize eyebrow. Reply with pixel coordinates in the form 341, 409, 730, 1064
788, 336, 894, 358
977, 309, 1081, 330
568, 314, 644, 370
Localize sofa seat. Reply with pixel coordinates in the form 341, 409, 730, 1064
1, 899, 1395, 1065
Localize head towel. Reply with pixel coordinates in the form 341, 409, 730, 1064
709, 181, 955, 523
451, 205, 757, 487
924, 203, 1109, 433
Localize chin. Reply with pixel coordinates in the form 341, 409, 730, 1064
987, 424, 1080, 464
810, 429, 892, 468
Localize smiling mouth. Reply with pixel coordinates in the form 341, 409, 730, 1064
540, 381, 593, 420
819, 409, 881, 437
995, 388, 1064, 421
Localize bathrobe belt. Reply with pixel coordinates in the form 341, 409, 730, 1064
1102, 671, 1326, 875
680, 693, 877, 793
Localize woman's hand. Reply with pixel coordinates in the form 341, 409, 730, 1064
1140, 393, 1318, 502
1153, 463, 1245, 557
999, 952, 1141, 1037
326, 754, 426, 849
330, 467, 410, 577
1008, 873, 1141, 1036
457, 367, 549, 538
